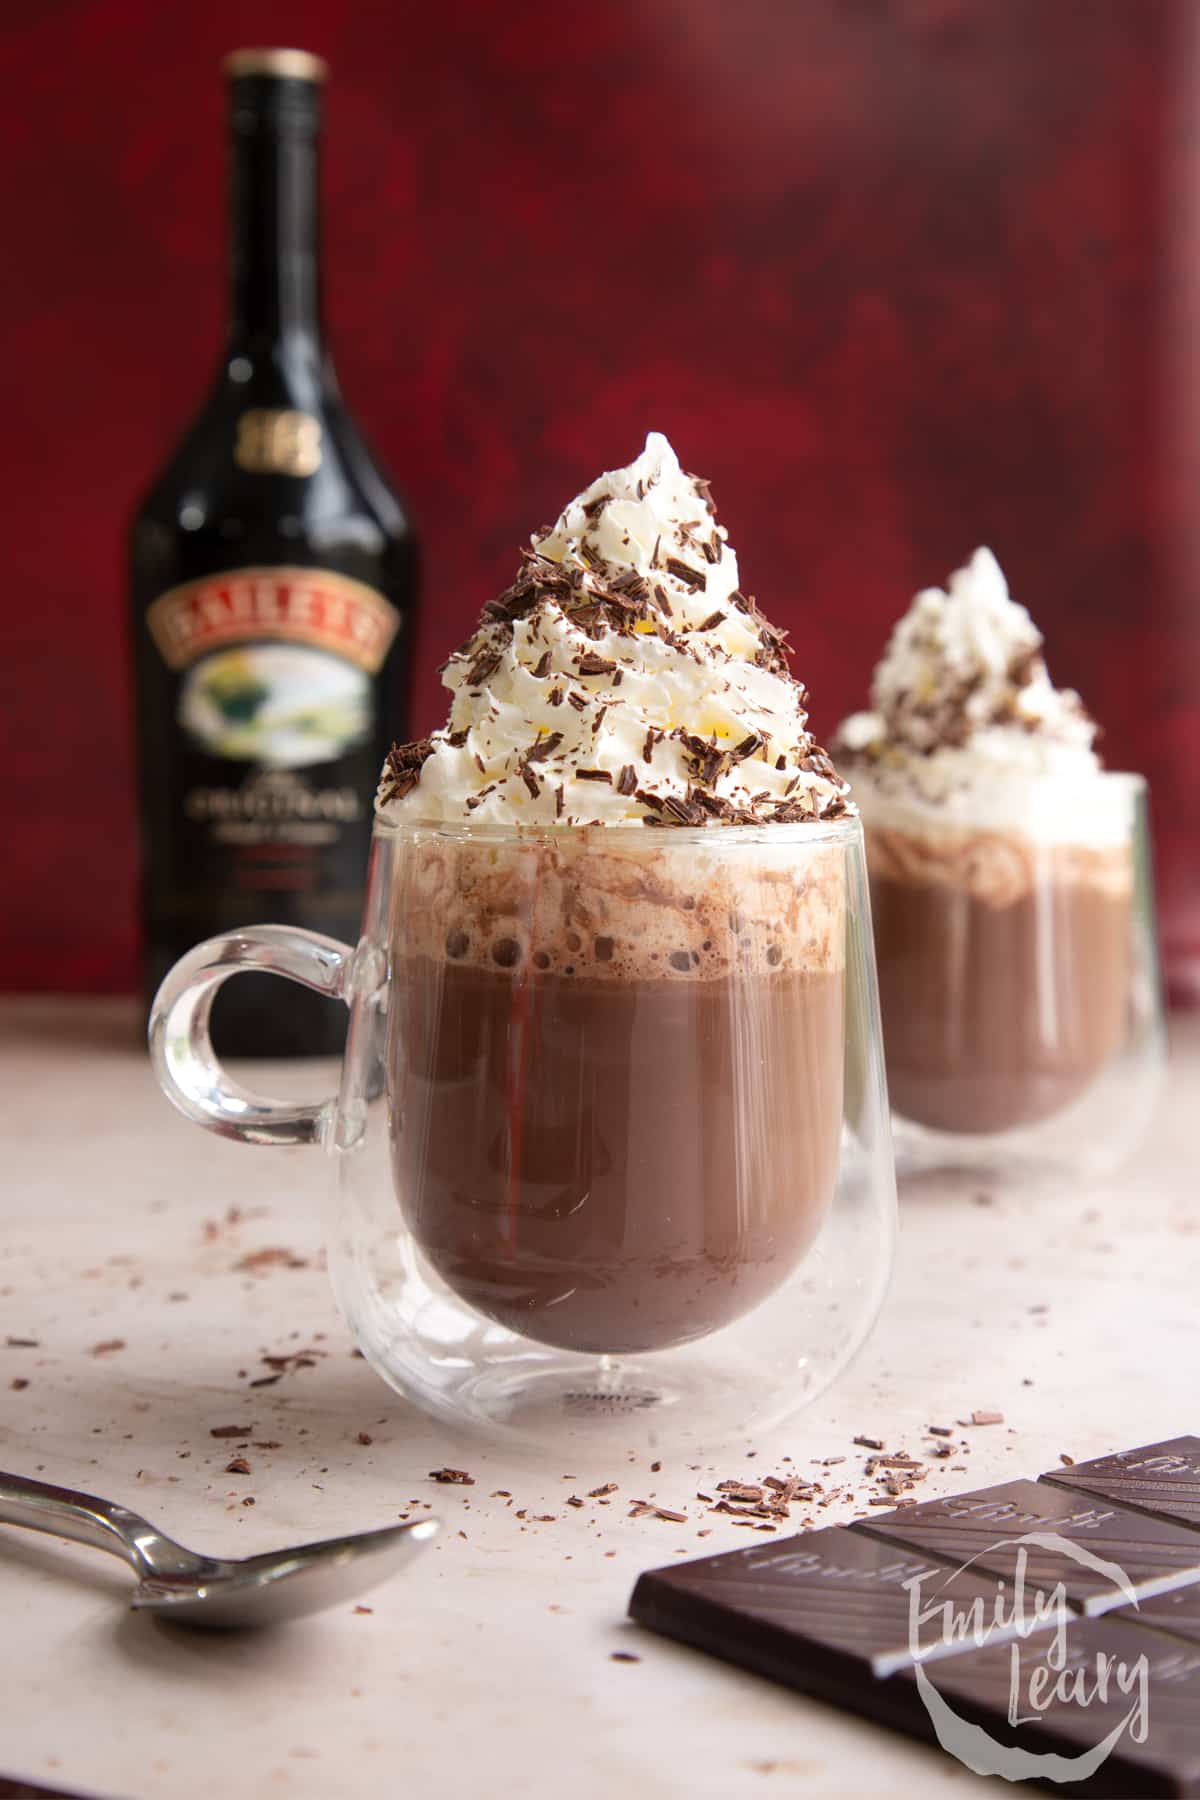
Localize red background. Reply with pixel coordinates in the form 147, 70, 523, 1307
3, 0, 1198, 1000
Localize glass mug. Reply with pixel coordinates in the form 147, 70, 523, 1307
151, 818, 897, 1454
857, 771, 1166, 1183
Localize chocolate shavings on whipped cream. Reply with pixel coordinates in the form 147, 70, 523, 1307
378, 432, 851, 828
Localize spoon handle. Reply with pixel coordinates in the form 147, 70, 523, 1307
0, 1469, 164, 1571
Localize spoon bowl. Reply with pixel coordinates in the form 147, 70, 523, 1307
0, 1469, 438, 1630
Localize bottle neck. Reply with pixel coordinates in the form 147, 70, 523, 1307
227, 106, 323, 358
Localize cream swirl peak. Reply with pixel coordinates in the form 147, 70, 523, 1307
378, 432, 850, 827
838, 547, 1098, 765
833, 548, 1118, 845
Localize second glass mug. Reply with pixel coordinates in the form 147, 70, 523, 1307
152, 817, 897, 1454
857, 771, 1166, 1183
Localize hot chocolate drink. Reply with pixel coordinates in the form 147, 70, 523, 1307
835, 549, 1135, 1137
866, 822, 1131, 1134
375, 433, 856, 1352
386, 832, 845, 1353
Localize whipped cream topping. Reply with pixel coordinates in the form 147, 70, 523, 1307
837, 545, 1103, 788
833, 549, 1132, 848
379, 433, 850, 828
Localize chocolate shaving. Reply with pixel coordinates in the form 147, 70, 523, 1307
429, 1467, 475, 1485
576, 769, 612, 783
532, 651, 552, 679
525, 732, 563, 762
465, 648, 503, 689
381, 736, 435, 803
577, 653, 617, 677
663, 556, 706, 592
661, 792, 705, 826
695, 611, 726, 633
617, 764, 638, 796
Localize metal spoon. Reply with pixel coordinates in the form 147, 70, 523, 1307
0, 1469, 438, 1628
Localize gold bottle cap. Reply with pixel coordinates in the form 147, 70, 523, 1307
223, 48, 329, 83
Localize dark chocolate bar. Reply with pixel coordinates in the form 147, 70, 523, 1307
630, 1441, 1200, 1796
1111, 1584, 1200, 1651
851, 1479, 1200, 1615
1042, 1438, 1200, 1530
628, 1523, 1050, 1688
891, 1615, 1200, 1797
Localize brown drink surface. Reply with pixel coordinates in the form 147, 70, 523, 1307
868, 827, 1131, 1134
389, 958, 843, 1353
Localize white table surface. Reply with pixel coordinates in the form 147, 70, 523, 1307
0, 997, 1195, 1800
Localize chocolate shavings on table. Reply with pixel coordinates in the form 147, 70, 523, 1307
235, 1247, 309, 1272
430, 1468, 475, 1485
245, 1345, 326, 1388
211, 1424, 253, 1439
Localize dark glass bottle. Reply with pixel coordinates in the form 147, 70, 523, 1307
130, 48, 417, 1056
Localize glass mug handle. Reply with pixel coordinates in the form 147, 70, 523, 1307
148, 926, 354, 1147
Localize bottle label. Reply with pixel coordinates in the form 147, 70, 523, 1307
147, 565, 399, 673
148, 566, 400, 776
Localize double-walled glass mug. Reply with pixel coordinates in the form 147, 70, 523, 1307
151, 816, 897, 1455
857, 771, 1166, 1184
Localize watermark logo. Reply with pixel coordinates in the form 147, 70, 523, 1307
905, 1535, 1151, 1784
